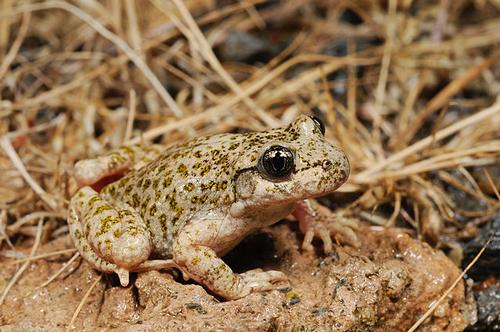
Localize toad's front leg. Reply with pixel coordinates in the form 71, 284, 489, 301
293, 199, 360, 253
172, 218, 287, 300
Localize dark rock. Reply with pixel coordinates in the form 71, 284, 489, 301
463, 212, 500, 280
467, 282, 500, 331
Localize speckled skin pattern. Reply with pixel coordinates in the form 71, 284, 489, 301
68, 115, 352, 299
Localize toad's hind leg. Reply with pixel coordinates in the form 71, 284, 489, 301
74, 144, 164, 186
68, 186, 152, 286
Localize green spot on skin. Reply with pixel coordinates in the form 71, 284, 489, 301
124, 185, 133, 195
132, 194, 139, 207
123, 145, 135, 156
118, 210, 134, 218
127, 226, 139, 236
210, 149, 221, 159
95, 205, 112, 214
178, 164, 188, 177
217, 181, 228, 191
200, 165, 211, 176
216, 155, 228, 165
199, 195, 208, 204
163, 177, 173, 187
184, 183, 195, 192
201, 181, 214, 191
96, 216, 119, 236
228, 142, 240, 150
191, 256, 200, 265
158, 163, 168, 172
121, 176, 130, 186
172, 215, 180, 225
88, 196, 101, 205
159, 214, 167, 232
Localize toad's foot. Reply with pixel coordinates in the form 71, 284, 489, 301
293, 199, 360, 253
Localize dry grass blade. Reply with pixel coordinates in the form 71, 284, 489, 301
1, 137, 58, 210
372, 0, 397, 145
5, 211, 65, 235
0, 115, 65, 210
483, 169, 500, 201
169, 0, 280, 127
354, 102, 500, 183
378, 143, 500, 181
0, 219, 43, 306
0, 11, 30, 81
27, 252, 80, 295
5, 248, 77, 265
402, 48, 500, 144
66, 274, 102, 331
2, 0, 182, 117
1, 62, 113, 111
124, 89, 137, 142
125, 55, 377, 144
406, 234, 494, 332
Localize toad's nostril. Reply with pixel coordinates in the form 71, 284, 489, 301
322, 159, 332, 170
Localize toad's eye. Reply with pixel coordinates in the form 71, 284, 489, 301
258, 145, 295, 180
310, 115, 325, 135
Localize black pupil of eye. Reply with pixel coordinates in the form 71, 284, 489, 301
310, 115, 325, 135
259, 146, 294, 179
270, 151, 287, 171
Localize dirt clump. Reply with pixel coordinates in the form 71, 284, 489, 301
0, 223, 474, 331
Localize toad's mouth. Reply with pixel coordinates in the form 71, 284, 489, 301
292, 163, 350, 196
237, 170, 349, 208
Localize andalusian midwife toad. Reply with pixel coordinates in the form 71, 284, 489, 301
68, 115, 357, 300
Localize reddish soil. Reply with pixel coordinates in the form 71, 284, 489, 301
0, 223, 475, 331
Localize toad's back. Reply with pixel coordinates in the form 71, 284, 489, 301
100, 129, 294, 256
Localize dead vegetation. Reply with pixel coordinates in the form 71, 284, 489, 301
0, 0, 499, 330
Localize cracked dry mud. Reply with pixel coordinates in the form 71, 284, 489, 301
0, 223, 475, 331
